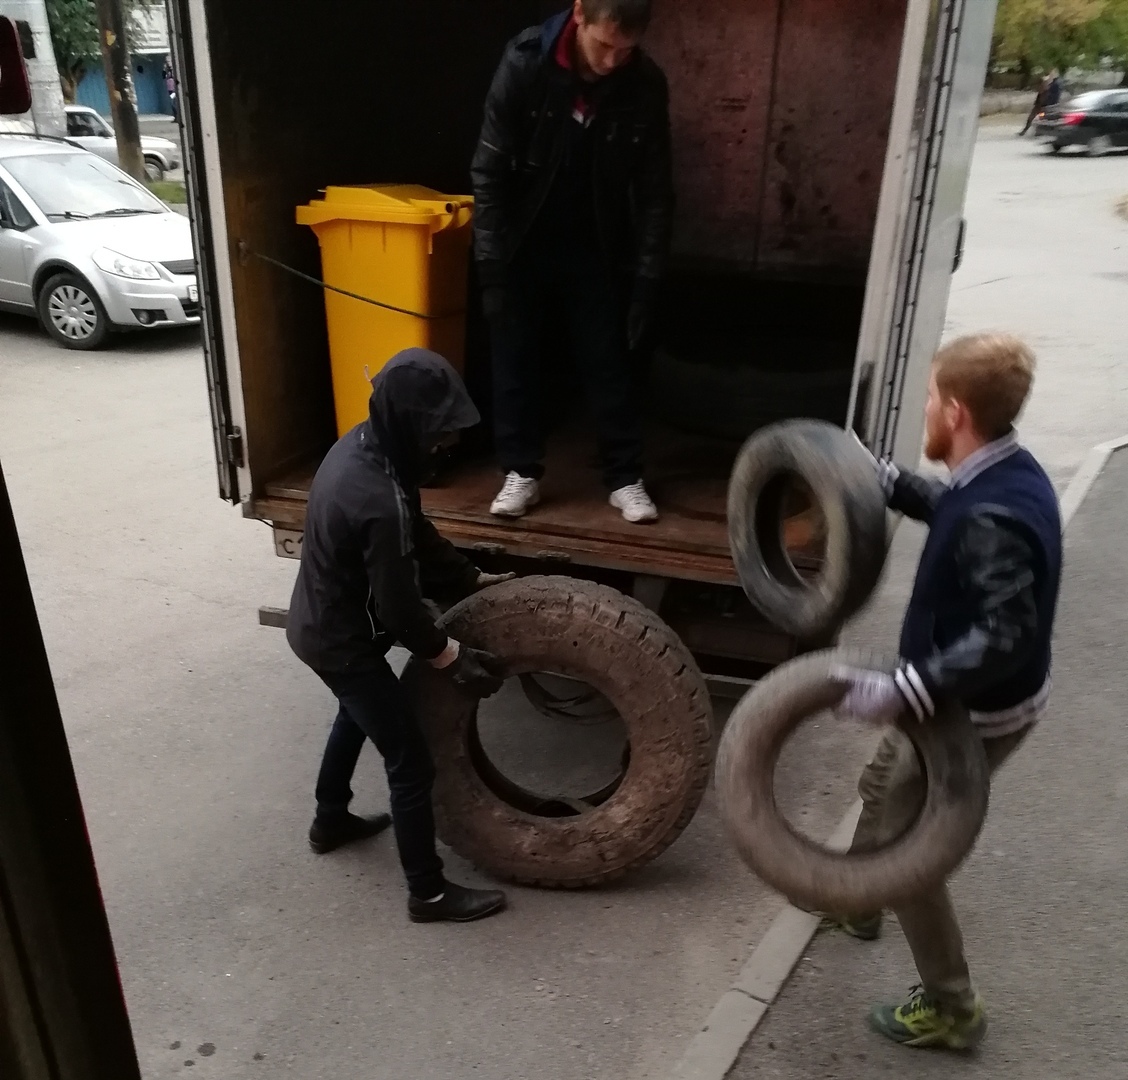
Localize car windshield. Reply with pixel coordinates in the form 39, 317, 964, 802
4, 152, 165, 221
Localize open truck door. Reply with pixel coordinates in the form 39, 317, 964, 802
165, 0, 246, 502
851, 0, 998, 464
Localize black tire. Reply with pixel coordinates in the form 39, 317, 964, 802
651, 348, 854, 442
37, 272, 110, 350
727, 419, 887, 639
715, 648, 990, 915
143, 156, 165, 182
402, 576, 714, 888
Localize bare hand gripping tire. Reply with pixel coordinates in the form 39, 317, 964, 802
727, 420, 888, 639
402, 577, 714, 888
716, 649, 990, 914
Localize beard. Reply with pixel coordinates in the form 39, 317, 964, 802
924, 422, 952, 463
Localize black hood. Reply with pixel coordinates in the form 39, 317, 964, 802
366, 349, 481, 486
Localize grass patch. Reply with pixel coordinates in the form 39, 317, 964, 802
146, 179, 187, 205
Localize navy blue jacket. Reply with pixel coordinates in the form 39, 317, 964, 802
890, 443, 1062, 720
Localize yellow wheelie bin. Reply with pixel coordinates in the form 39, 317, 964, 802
297, 184, 475, 436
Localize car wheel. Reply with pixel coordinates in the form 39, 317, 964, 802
37, 273, 110, 350
1087, 134, 1112, 157
143, 157, 164, 182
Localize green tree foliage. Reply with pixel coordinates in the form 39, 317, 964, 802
44, 0, 99, 102
44, 0, 154, 102
994, 0, 1128, 82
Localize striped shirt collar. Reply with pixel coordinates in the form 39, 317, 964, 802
950, 429, 1020, 489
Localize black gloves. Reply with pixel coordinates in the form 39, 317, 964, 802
445, 646, 504, 699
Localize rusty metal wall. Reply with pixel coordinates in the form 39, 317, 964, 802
645, 0, 781, 268
647, 0, 907, 276
759, 0, 907, 273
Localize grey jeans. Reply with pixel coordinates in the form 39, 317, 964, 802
850, 724, 1030, 1011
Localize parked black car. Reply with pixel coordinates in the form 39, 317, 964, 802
1034, 89, 1128, 155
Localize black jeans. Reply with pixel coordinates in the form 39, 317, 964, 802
490, 249, 643, 491
314, 661, 445, 900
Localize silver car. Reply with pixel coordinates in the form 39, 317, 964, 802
65, 104, 181, 182
0, 137, 199, 349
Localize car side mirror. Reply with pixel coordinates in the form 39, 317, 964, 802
0, 16, 33, 115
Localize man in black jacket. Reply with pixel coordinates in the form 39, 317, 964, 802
833, 333, 1062, 1049
471, 0, 674, 525
288, 349, 512, 924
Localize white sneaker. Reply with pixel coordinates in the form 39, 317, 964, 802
610, 481, 658, 524
490, 472, 541, 518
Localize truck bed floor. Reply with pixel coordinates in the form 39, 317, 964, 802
254, 425, 822, 585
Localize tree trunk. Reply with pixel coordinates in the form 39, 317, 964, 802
59, 70, 79, 105
93, 0, 145, 181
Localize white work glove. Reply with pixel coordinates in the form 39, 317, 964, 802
851, 432, 898, 497
832, 663, 935, 725
475, 571, 517, 590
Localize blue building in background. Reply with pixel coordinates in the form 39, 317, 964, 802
75, 7, 175, 117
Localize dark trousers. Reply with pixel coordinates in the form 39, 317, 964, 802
490, 250, 643, 491
314, 661, 445, 900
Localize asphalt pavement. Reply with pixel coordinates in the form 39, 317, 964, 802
0, 123, 1125, 1079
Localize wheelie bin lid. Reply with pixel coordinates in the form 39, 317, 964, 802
296, 184, 474, 232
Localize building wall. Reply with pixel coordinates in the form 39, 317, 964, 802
0, 0, 66, 135
76, 53, 175, 117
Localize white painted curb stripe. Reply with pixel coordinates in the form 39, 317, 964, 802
670, 435, 1128, 1080
1059, 435, 1128, 527
670, 803, 861, 1080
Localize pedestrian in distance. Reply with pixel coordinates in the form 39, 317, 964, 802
163, 57, 179, 122
1018, 69, 1061, 136
472, 0, 675, 525
287, 349, 515, 924
833, 333, 1062, 1049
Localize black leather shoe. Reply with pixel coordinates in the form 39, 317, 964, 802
308, 812, 392, 854
408, 882, 507, 923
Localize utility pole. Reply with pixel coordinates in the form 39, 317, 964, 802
93, 0, 145, 181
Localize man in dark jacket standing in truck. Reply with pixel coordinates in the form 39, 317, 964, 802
833, 333, 1062, 1049
472, 0, 674, 524
287, 349, 512, 924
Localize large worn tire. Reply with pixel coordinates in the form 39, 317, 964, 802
716, 649, 990, 915
727, 419, 887, 639
402, 577, 714, 888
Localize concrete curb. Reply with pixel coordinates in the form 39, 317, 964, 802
669, 434, 1128, 1080
1059, 435, 1128, 527
670, 804, 861, 1080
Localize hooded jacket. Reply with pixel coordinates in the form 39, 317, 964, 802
286, 350, 482, 673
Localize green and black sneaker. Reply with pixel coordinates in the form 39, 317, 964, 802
819, 912, 883, 941
869, 986, 987, 1050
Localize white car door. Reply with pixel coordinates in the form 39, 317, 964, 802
66, 109, 119, 165
0, 175, 36, 308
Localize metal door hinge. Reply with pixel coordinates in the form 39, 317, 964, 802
227, 428, 245, 468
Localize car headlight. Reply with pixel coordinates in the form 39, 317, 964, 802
91, 248, 161, 280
